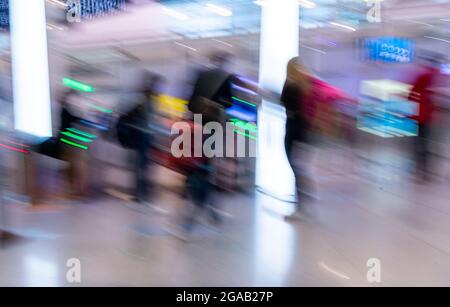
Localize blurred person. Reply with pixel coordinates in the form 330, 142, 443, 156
183, 52, 235, 202
170, 52, 237, 240
117, 72, 165, 209
282, 57, 315, 221
33, 90, 86, 200
58, 90, 88, 198
188, 51, 235, 113
169, 106, 224, 241
408, 56, 442, 181
59, 90, 82, 136
37, 90, 80, 160
187, 51, 258, 113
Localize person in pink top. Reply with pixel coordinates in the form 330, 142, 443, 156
408, 57, 442, 180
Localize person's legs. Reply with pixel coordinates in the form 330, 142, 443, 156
73, 148, 88, 198
296, 142, 317, 199
285, 120, 300, 194
285, 120, 315, 201
135, 149, 148, 202
285, 120, 317, 220
185, 173, 197, 225
183, 171, 206, 231
415, 123, 431, 178
62, 145, 78, 198
284, 121, 303, 220
419, 124, 432, 178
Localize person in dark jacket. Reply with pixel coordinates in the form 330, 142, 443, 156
59, 90, 81, 136
172, 53, 235, 239
188, 52, 236, 114
131, 72, 164, 204
282, 57, 314, 220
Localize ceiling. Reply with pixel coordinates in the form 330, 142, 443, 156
156, 0, 370, 38
51, 0, 450, 65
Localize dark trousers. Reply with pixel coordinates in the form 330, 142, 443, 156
183, 164, 220, 231
135, 147, 149, 202
415, 123, 432, 175
285, 118, 313, 203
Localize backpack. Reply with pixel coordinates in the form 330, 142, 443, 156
188, 69, 233, 114
116, 109, 139, 149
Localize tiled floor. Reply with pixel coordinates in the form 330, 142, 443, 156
1, 150, 450, 286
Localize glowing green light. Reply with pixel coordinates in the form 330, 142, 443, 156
90, 104, 113, 114
60, 138, 88, 150
66, 128, 96, 139
229, 118, 258, 133
61, 131, 93, 143
232, 96, 256, 107
63, 78, 96, 93
234, 130, 257, 140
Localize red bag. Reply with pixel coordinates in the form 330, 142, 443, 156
167, 121, 206, 174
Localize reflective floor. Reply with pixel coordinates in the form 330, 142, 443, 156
1, 148, 450, 287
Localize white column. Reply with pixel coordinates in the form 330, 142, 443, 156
259, 0, 299, 94
10, 0, 52, 137
256, 0, 299, 202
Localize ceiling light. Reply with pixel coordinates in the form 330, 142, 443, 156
256, 0, 316, 8
424, 36, 450, 44
46, 0, 67, 8
298, 0, 316, 9
329, 22, 356, 32
206, 3, 233, 17
162, 7, 188, 21
175, 41, 197, 52
212, 38, 233, 47
47, 23, 64, 31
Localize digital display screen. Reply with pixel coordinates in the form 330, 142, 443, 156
363, 37, 415, 63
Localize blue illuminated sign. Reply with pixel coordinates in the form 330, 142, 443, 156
364, 37, 415, 63
0, 0, 127, 31
0, 0, 8, 31
73, 0, 126, 20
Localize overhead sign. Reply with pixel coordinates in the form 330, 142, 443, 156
67, 0, 126, 22
0, 0, 8, 31
0, 0, 127, 30
364, 37, 415, 63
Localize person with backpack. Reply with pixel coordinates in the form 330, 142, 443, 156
169, 53, 237, 240
187, 52, 236, 113
117, 72, 164, 205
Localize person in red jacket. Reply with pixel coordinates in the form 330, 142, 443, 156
408, 58, 441, 180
